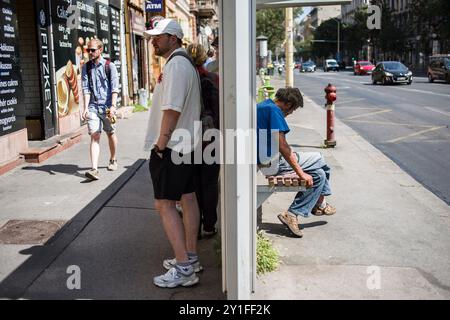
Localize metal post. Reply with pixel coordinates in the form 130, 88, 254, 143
337, 19, 340, 59
285, 7, 293, 87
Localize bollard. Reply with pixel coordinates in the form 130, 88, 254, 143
324, 83, 337, 148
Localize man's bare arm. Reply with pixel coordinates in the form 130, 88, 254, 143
156, 109, 181, 149
278, 132, 313, 187
82, 94, 91, 120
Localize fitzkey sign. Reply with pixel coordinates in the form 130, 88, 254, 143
145, 0, 163, 13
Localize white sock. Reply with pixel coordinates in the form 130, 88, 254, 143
319, 200, 327, 209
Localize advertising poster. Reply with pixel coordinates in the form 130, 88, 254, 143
0, 0, 25, 137
51, 0, 81, 119
51, 0, 98, 119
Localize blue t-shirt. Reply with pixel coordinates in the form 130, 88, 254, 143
257, 99, 290, 164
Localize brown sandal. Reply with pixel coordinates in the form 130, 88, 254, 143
312, 203, 336, 216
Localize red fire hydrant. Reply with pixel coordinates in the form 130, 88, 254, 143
324, 83, 337, 147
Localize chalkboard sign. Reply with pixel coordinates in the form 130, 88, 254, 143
0, 0, 25, 137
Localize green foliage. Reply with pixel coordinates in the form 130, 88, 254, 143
343, 7, 371, 57
311, 18, 341, 59
256, 230, 279, 275
133, 104, 148, 113
257, 8, 303, 53
409, 0, 450, 53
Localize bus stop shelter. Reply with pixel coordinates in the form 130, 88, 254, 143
218, 0, 351, 299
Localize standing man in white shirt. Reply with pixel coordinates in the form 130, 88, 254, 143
144, 19, 202, 288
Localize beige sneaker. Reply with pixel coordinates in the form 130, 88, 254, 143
277, 211, 303, 238
107, 159, 118, 171
85, 169, 99, 180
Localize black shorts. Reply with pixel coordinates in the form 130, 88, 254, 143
149, 148, 196, 201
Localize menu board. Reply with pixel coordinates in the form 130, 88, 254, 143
0, 0, 25, 137
96, 2, 111, 59
110, 6, 122, 107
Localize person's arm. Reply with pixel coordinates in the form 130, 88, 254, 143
82, 64, 90, 120
278, 132, 313, 187
109, 63, 120, 114
155, 109, 181, 155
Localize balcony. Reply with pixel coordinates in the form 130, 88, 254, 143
190, 0, 198, 13
197, 0, 216, 18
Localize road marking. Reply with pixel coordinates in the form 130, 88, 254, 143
385, 126, 447, 143
336, 98, 366, 104
384, 86, 450, 98
425, 107, 450, 117
345, 119, 434, 128
345, 109, 392, 120
338, 106, 375, 110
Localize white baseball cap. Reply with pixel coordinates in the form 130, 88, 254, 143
144, 19, 184, 40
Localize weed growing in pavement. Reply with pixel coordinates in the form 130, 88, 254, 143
257, 230, 279, 275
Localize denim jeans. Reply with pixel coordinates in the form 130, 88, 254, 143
276, 152, 332, 218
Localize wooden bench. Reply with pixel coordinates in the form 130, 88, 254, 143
257, 171, 307, 208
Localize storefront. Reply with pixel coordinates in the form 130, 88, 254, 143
0, 0, 125, 166
125, 0, 149, 102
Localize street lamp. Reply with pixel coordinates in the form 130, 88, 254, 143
330, 17, 340, 61
256, 35, 268, 71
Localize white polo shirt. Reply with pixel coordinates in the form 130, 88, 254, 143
144, 48, 201, 154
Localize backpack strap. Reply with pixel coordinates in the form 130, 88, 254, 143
86, 60, 96, 103
86, 59, 112, 103
105, 59, 111, 86
166, 51, 205, 115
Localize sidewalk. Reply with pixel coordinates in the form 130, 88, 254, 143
252, 78, 450, 299
0, 110, 224, 299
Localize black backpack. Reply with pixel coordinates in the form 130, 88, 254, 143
167, 52, 219, 131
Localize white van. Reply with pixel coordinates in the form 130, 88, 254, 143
324, 59, 339, 72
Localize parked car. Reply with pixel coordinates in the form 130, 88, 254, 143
294, 61, 301, 69
372, 61, 413, 85
354, 60, 375, 75
427, 55, 450, 83
324, 59, 339, 72
300, 61, 316, 72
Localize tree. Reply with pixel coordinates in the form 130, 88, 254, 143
311, 18, 340, 59
256, 8, 303, 53
410, 0, 450, 53
370, 0, 407, 58
343, 8, 371, 59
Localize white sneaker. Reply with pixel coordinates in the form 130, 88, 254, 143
163, 257, 203, 273
153, 267, 199, 288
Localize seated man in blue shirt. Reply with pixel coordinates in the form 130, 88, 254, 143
257, 87, 336, 238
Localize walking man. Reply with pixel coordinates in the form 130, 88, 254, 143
82, 38, 120, 180
144, 19, 202, 288
257, 87, 336, 238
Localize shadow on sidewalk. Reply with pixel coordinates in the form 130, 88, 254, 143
21, 164, 108, 180
0, 159, 224, 300
260, 221, 328, 237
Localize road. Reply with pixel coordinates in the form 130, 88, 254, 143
293, 69, 450, 205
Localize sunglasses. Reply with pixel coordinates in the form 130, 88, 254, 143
88, 48, 98, 53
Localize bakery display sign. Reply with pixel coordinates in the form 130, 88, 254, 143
51, 0, 99, 119
0, 0, 25, 137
